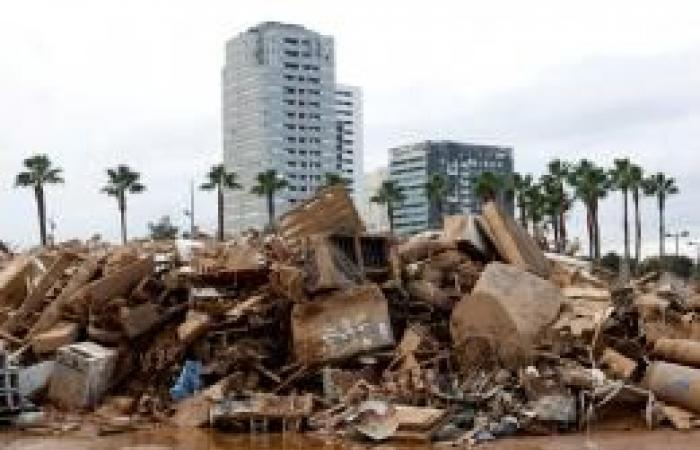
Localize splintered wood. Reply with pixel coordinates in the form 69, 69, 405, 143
277, 185, 364, 252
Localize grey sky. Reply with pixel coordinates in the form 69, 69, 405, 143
1, 0, 699, 256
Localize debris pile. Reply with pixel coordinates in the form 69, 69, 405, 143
2, 185, 700, 443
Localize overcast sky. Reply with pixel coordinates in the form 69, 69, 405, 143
1, 0, 699, 256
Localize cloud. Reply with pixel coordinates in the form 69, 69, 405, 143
1, 1, 699, 255
362, 49, 700, 257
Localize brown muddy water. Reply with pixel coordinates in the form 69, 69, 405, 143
3, 428, 700, 450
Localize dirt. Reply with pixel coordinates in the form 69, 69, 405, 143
2, 429, 700, 450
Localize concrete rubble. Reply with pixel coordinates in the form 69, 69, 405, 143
2, 188, 700, 443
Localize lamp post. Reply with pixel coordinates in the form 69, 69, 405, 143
666, 230, 689, 258
689, 241, 700, 279
183, 180, 195, 239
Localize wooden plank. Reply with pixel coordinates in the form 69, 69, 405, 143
28, 256, 101, 338
482, 201, 551, 278
2, 252, 79, 334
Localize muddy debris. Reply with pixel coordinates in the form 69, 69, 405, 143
3, 191, 700, 444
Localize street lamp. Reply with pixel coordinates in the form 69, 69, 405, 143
666, 230, 690, 258
183, 179, 195, 239
689, 241, 700, 278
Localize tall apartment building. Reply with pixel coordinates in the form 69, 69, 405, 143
221, 22, 363, 234
222, 22, 337, 233
334, 84, 363, 201
389, 141, 514, 235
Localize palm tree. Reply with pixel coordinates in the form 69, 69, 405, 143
629, 164, 644, 268
101, 165, 146, 244
644, 172, 679, 261
568, 160, 610, 261
510, 173, 533, 228
472, 171, 504, 206
609, 158, 635, 273
547, 159, 570, 251
539, 173, 572, 252
250, 169, 289, 229
322, 172, 349, 188
200, 164, 242, 241
523, 182, 545, 234
15, 154, 64, 246
424, 173, 449, 228
370, 180, 405, 233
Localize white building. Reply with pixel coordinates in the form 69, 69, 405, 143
334, 84, 363, 202
222, 22, 337, 233
360, 167, 390, 232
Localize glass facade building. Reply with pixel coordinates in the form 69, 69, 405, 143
389, 141, 514, 235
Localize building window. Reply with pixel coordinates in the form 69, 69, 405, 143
283, 37, 298, 44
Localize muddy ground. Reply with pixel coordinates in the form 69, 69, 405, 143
2, 428, 700, 450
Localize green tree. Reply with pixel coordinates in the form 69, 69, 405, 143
609, 158, 636, 275
644, 172, 679, 260
148, 215, 179, 240
370, 180, 406, 233
546, 159, 571, 251
523, 182, 546, 235
424, 173, 449, 229
540, 173, 572, 253
322, 172, 349, 188
472, 171, 505, 206
250, 169, 289, 229
101, 165, 146, 244
600, 251, 621, 273
510, 173, 533, 228
200, 164, 242, 241
629, 164, 644, 268
15, 154, 64, 246
567, 160, 610, 260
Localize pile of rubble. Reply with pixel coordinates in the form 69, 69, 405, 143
2, 184, 700, 444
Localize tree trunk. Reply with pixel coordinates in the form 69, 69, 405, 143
623, 189, 630, 262
35, 186, 47, 246
620, 189, 631, 282
388, 202, 394, 233
586, 205, 594, 261
119, 201, 127, 245
267, 192, 275, 229
217, 186, 224, 241
559, 196, 567, 252
633, 188, 641, 270
659, 195, 665, 260
437, 200, 443, 229
519, 198, 527, 229
594, 201, 601, 260
552, 216, 560, 253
